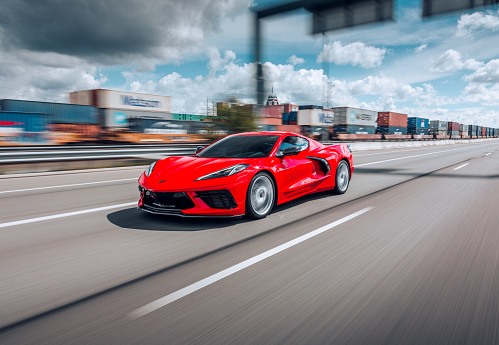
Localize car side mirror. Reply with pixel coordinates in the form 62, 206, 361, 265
276, 146, 301, 158
195, 146, 205, 154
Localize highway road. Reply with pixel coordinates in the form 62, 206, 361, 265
0, 140, 498, 344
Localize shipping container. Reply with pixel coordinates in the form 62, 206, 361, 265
377, 126, 408, 135
407, 127, 429, 135
430, 120, 447, 130
407, 117, 429, 128
70, 89, 171, 113
172, 113, 210, 121
469, 125, 479, 136
450, 130, 460, 138
1, 99, 97, 125
99, 108, 172, 128
447, 122, 459, 132
259, 117, 281, 126
280, 104, 299, 113
282, 113, 289, 124
459, 124, 469, 132
430, 129, 447, 136
128, 117, 191, 134
299, 105, 323, 110
0, 111, 50, 143
297, 109, 334, 126
300, 125, 330, 140
289, 111, 298, 122
377, 112, 408, 128
260, 106, 282, 118
334, 124, 376, 134
481, 127, 486, 136
334, 107, 377, 126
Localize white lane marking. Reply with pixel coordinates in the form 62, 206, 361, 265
355, 146, 469, 167
0, 202, 136, 229
485, 153, 491, 156
453, 163, 469, 170
129, 207, 374, 319
0, 178, 137, 194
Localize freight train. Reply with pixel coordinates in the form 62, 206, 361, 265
0, 99, 498, 145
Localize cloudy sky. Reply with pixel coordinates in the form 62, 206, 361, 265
1, 0, 499, 127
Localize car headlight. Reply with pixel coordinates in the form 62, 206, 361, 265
144, 161, 157, 177
196, 164, 250, 181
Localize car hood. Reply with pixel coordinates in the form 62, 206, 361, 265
146, 156, 253, 189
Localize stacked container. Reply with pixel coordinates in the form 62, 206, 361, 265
407, 117, 429, 135
333, 107, 377, 134
481, 126, 486, 137
0, 111, 50, 143
377, 112, 408, 134
469, 125, 478, 137
282, 113, 289, 125
447, 121, 460, 138
281, 104, 299, 113
0, 99, 97, 125
459, 124, 469, 138
430, 120, 448, 137
297, 109, 334, 126
288, 111, 298, 125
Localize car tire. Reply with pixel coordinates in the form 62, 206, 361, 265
332, 160, 350, 194
245, 172, 275, 219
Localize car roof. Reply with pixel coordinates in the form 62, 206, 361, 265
234, 131, 301, 136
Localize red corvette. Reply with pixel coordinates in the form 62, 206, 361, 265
138, 132, 353, 219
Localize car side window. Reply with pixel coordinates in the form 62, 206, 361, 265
278, 136, 309, 152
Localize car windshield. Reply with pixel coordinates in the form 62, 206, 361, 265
197, 135, 280, 158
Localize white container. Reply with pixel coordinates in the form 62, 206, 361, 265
297, 109, 334, 126
333, 107, 377, 126
70, 89, 171, 113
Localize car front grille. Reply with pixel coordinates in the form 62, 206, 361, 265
195, 190, 238, 209
141, 189, 195, 210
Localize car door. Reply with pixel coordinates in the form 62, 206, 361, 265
276, 136, 315, 199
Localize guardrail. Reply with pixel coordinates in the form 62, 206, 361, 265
0, 147, 197, 164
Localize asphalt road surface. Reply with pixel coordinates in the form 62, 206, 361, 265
0, 140, 498, 344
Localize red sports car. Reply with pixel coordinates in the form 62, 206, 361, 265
138, 132, 353, 219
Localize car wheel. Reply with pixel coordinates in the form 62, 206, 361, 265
245, 172, 275, 219
332, 160, 350, 194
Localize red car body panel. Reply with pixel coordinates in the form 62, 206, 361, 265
138, 132, 353, 217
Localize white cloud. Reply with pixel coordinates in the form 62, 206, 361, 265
463, 83, 499, 106
206, 47, 236, 76
287, 55, 305, 65
456, 10, 499, 37
317, 41, 387, 69
464, 59, 499, 83
415, 44, 427, 53
0, 49, 106, 102
430, 49, 482, 72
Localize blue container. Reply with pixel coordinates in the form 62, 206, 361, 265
0, 111, 50, 143
407, 117, 429, 128
0, 99, 98, 125
334, 125, 375, 134
408, 127, 429, 135
377, 126, 407, 135
282, 113, 289, 122
289, 111, 297, 122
